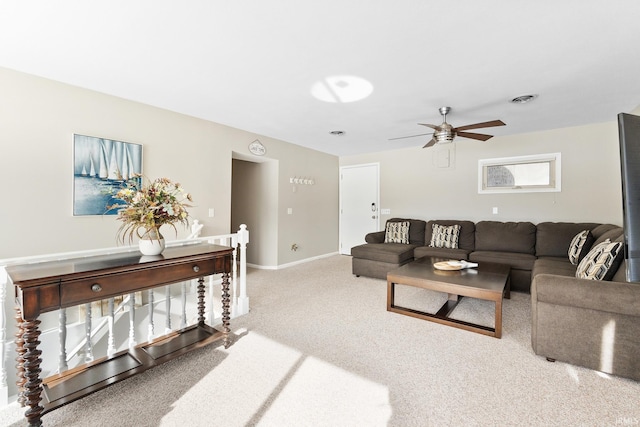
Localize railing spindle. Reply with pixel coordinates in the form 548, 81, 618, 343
165, 285, 172, 334
180, 282, 187, 329
0, 271, 7, 407
147, 290, 154, 342
58, 309, 68, 372
128, 293, 136, 348
84, 304, 93, 363
107, 298, 115, 357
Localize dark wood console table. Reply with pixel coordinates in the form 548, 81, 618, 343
6, 243, 233, 427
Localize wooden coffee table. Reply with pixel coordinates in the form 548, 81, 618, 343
387, 257, 510, 338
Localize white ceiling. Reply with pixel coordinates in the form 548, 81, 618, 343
1, 1, 639, 156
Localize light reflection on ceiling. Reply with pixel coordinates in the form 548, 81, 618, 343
311, 75, 374, 103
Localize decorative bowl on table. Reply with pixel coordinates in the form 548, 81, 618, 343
433, 260, 478, 271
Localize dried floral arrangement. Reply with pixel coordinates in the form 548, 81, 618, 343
107, 174, 193, 243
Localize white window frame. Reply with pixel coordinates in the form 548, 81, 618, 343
478, 153, 561, 194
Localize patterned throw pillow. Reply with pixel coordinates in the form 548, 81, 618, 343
384, 221, 410, 244
575, 239, 623, 280
568, 230, 595, 265
429, 224, 461, 249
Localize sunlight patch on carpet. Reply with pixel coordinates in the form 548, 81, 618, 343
259, 354, 392, 426
565, 365, 581, 384
158, 330, 391, 427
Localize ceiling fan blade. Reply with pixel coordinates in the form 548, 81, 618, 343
388, 132, 433, 141
418, 123, 439, 130
456, 131, 493, 141
454, 119, 505, 132
422, 138, 437, 148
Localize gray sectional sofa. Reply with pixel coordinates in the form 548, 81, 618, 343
351, 218, 640, 381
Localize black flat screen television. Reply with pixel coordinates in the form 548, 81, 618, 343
618, 112, 640, 282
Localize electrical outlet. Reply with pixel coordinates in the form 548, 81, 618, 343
492, 207, 498, 214
208, 208, 215, 217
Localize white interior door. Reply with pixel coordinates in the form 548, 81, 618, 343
339, 163, 380, 255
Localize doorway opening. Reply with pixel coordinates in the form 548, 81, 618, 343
231, 152, 279, 267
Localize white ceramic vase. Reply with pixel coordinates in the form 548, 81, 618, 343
138, 229, 165, 256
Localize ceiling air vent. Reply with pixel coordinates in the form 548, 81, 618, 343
510, 94, 538, 104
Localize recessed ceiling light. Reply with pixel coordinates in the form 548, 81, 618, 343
329, 130, 345, 136
510, 94, 538, 104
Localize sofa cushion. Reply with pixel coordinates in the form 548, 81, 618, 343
532, 257, 577, 278
575, 240, 624, 281
475, 221, 536, 254
592, 225, 624, 245
533, 273, 640, 317
425, 220, 475, 250
384, 221, 410, 244
351, 243, 418, 264
414, 246, 471, 260
352, 257, 404, 280
469, 251, 536, 270
535, 222, 599, 258
568, 230, 595, 265
429, 223, 460, 249
387, 218, 427, 245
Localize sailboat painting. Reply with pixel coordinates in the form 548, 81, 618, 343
73, 134, 142, 216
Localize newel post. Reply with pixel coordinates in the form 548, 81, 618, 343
236, 224, 250, 315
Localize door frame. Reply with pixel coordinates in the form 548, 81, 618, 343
339, 163, 380, 255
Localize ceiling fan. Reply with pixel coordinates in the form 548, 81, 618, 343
390, 106, 506, 148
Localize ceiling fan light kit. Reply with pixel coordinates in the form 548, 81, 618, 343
391, 106, 506, 149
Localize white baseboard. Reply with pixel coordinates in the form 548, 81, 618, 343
247, 252, 339, 270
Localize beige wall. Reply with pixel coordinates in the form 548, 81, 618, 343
273, 142, 340, 266
0, 67, 339, 264
341, 120, 625, 226
2, 65, 632, 263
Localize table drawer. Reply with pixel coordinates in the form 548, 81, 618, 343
60, 260, 218, 307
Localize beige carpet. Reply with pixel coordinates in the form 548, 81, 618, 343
2, 254, 639, 426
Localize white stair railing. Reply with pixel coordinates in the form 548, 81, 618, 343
0, 223, 249, 408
